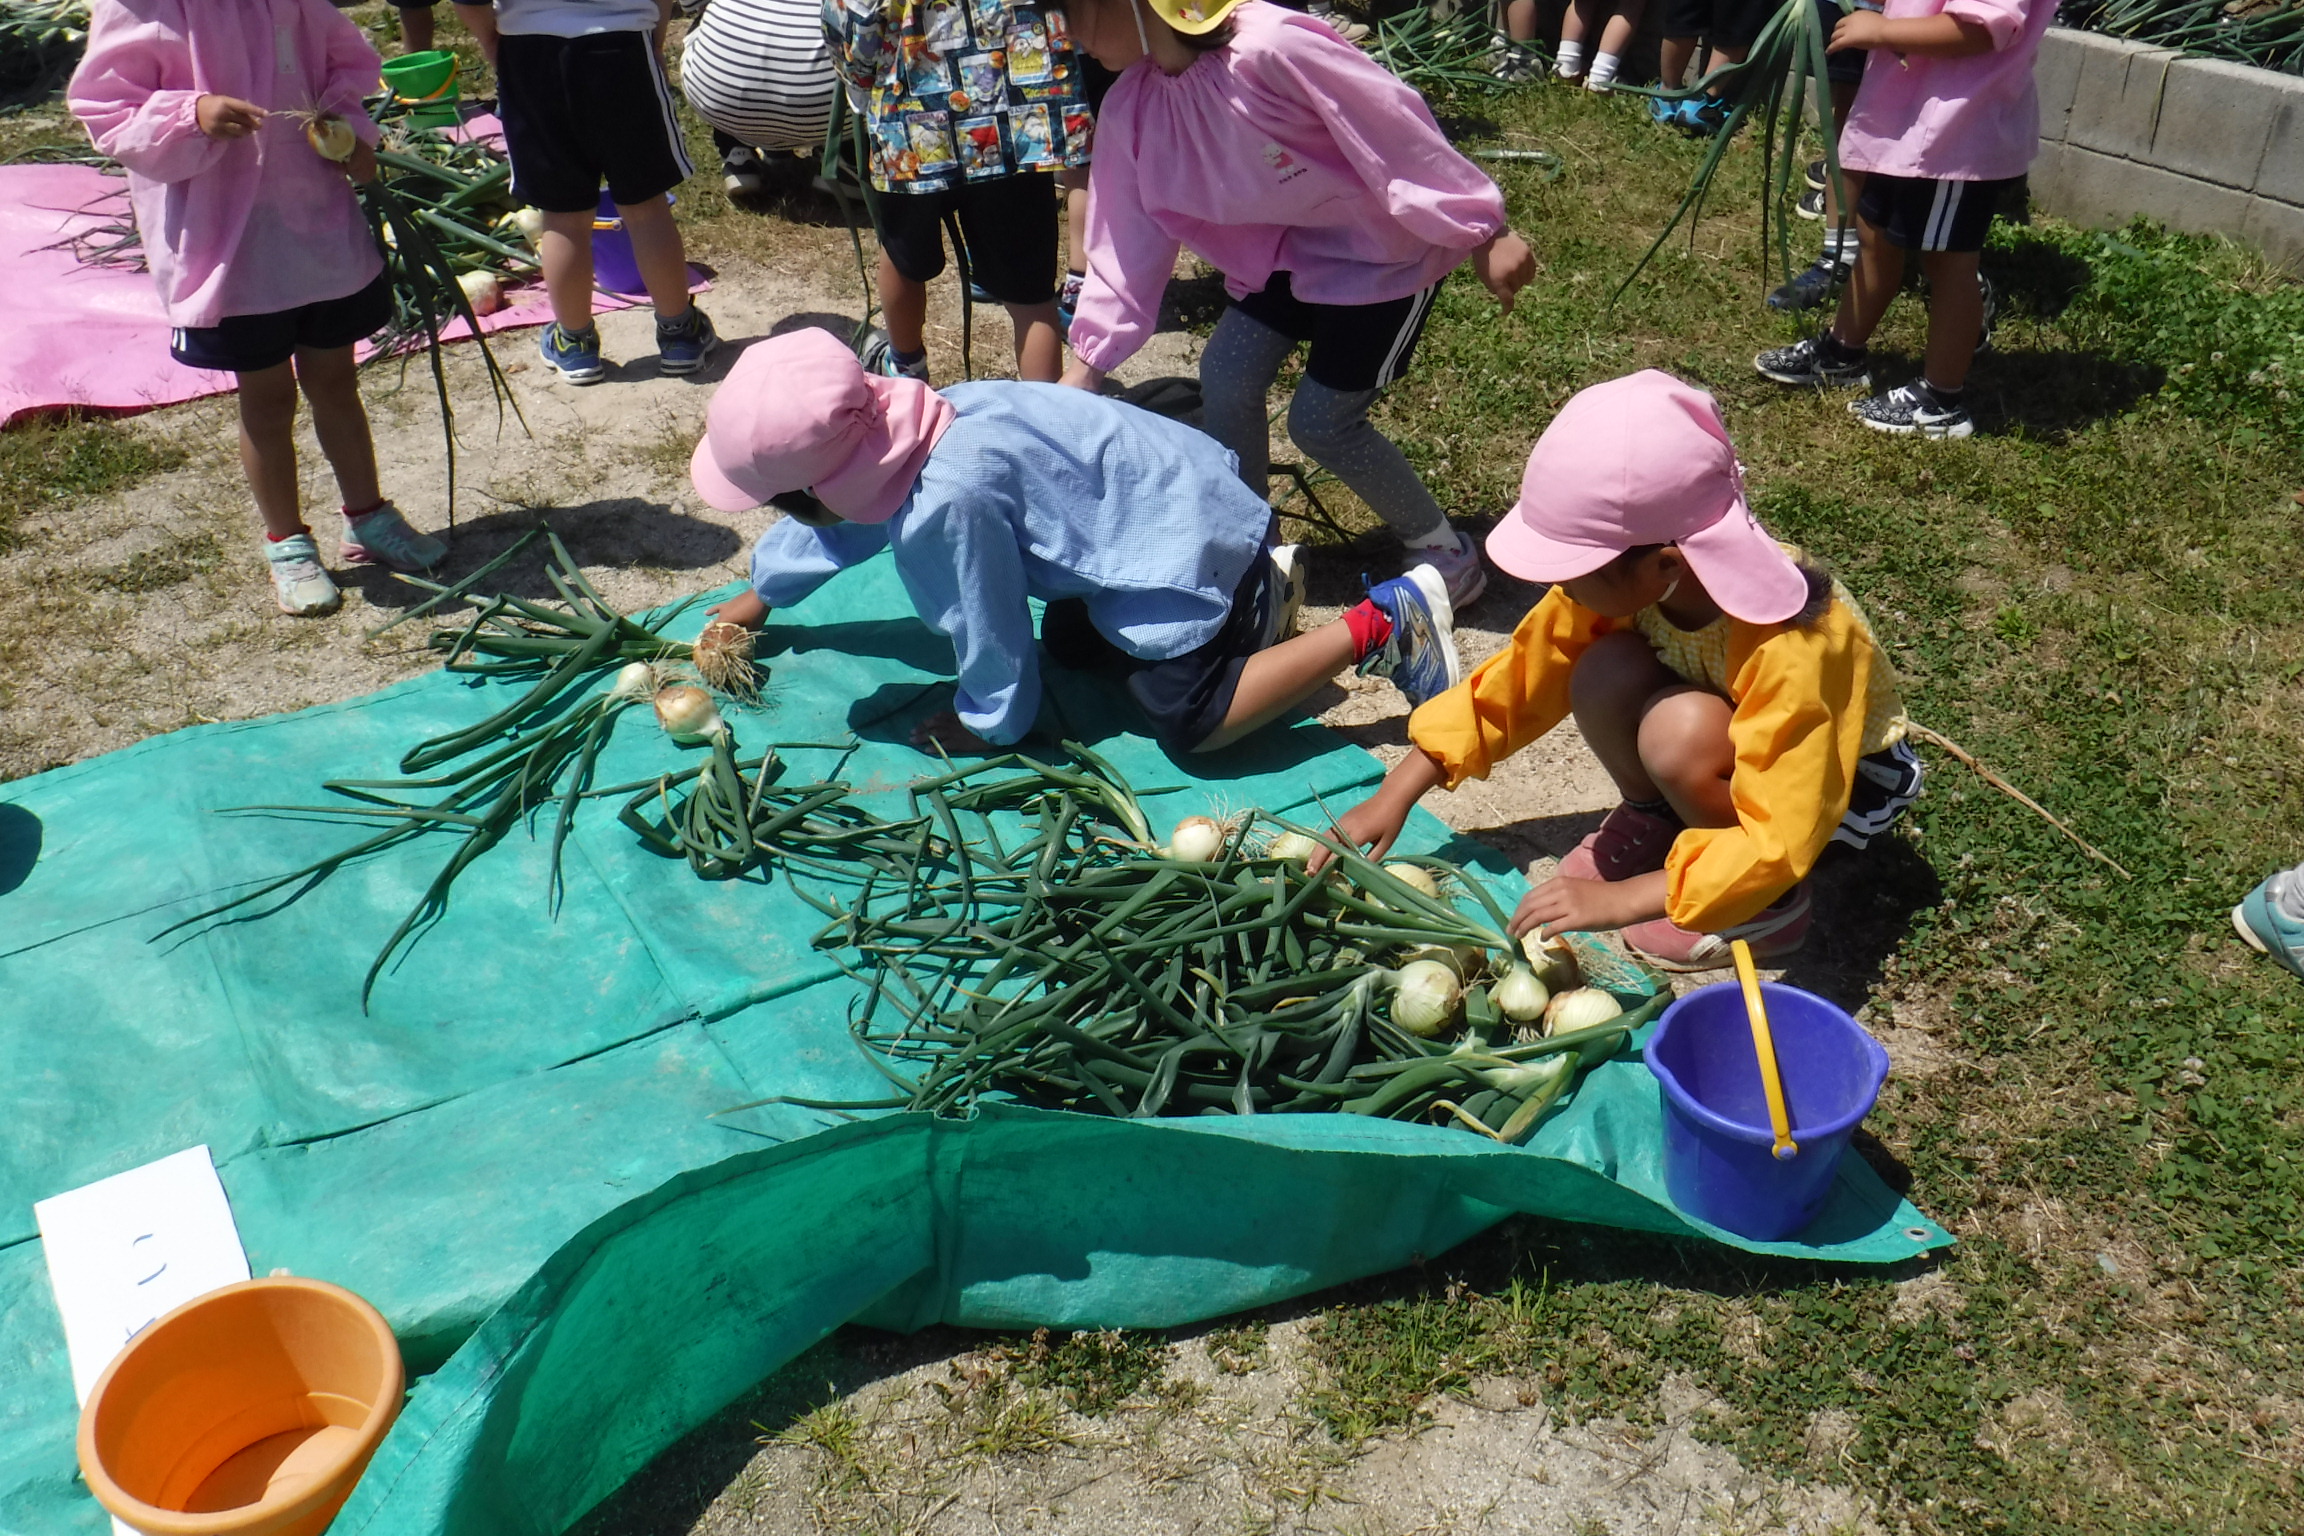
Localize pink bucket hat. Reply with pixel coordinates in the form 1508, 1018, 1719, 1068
689, 329, 956, 522
1484, 370, 1807, 625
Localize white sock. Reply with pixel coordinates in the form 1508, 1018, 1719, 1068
1822, 227, 1857, 265
1555, 40, 1587, 78
1405, 524, 1466, 555
1585, 52, 1621, 90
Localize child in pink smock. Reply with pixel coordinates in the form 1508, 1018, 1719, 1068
1056, 0, 1536, 615
1753, 0, 2055, 440
70, 0, 445, 617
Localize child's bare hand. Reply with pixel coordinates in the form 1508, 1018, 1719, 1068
1473, 232, 1537, 315
1059, 360, 1106, 393
1306, 798, 1411, 873
705, 590, 769, 630
912, 709, 996, 756
1508, 872, 1651, 939
196, 95, 265, 141
1830, 10, 1891, 51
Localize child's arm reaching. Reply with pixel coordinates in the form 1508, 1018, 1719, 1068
1062, 111, 1184, 391
69, 2, 231, 184
1830, 6, 1998, 57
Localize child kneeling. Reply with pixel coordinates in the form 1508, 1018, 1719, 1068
1327, 371, 1921, 970
692, 330, 1466, 753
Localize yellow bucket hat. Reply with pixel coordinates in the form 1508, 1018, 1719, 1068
1138, 0, 1254, 36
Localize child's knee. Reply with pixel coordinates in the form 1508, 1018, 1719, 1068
1635, 688, 1733, 785
1285, 382, 1370, 461
1570, 630, 1663, 716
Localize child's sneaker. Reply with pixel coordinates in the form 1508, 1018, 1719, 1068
1849, 380, 1973, 439
340, 501, 445, 572
1360, 564, 1462, 705
1421, 528, 1488, 611
1647, 95, 1682, 129
1795, 185, 1826, 221
1056, 271, 1085, 335
2233, 868, 2304, 982
1765, 256, 1850, 313
1623, 883, 1813, 972
265, 531, 341, 617
1804, 157, 1828, 192
1680, 96, 1732, 136
1557, 802, 1681, 883
1490, 38, 1544, 83
540, 321, 606, 384
721, 144, 765, 197
857, 331, 931, 382
656, 306, 718, 375
1262, 543, 1308, 649
1754, 334, 1870, 388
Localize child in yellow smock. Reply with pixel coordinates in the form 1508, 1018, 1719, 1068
1326, 369, 1922, 970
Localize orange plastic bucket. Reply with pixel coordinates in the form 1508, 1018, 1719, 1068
76, 1277, 404, 1536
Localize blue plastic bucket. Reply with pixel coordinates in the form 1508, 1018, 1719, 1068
1646, 981, 1889, 1240
590, 191, 677, 296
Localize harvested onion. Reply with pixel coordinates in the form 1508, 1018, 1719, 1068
1522, 932, 1581, 993
1492, 962, 1551, 1025
457, 270, 504, 317
511, 207, 546, 243
1544, 986, 1622, 1037
1265, 830, 1322, 865
1387, 958, 1463, 1037
692, 619, 759, 698
652, 684, 725, 741
304, 113, 357, 162
1382, 862, 1440, 900
608, 661, 658, 700
1163, 815, 1226, 862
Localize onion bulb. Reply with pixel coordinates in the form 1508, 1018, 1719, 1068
511, 207, 546, 244
1522, 932, 1582, 993
652, 684, 725, 741
1163, 815, 1226, 862
1543, 986, 1622, 1036
457, 270, 503, 317
1492, 962, 1551, 1025
1381, 862, 1440, 900
304, 113, 357, 162
692, 619, 759, 697
608, 661, 658, 700
1265, 830, 1322, 865
1386, 958, 1462, 1037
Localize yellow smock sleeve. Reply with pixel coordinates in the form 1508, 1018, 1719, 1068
1406, 588, 1606, 789
1662, 605, 1883, 931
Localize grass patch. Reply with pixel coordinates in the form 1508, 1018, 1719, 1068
1001, 1327, 1171, 1417
0, 415, 185, 554
1293, 83, 2304, 1533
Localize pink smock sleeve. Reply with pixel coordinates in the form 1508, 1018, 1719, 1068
1943, 0, 2034, 49
313, 0, 385, 144
68, 0, 222, 186
1068, 101, 1183, 376
1260, 22, 1504, 253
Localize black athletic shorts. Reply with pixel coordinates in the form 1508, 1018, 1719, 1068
1039, 523, 1279, 753
170, 268, 394, 374
1858, 172, 2018, 253
1229, 270, 1442, 394
1820, 0, 1877, 85
386, 1, 435, 10
1660, 0, 1774, 48
495, 30, 694, 214
875, 173, 1060, 305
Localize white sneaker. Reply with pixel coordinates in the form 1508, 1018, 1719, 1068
265, 531, 341, 616
1418, 528, 1488, 612
1263, 543, 1308, 648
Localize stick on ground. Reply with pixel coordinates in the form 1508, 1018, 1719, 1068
1905, 721, 2135, 881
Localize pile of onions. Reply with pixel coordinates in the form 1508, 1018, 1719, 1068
1543, 986, 1622, 1037
1163, 815, 1228, 862
1384, 958, 1463, 1037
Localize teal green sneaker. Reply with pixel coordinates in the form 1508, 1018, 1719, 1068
2233, 869, 2304, 982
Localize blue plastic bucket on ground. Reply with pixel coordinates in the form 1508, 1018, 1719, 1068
1646, 981, 1890, 1240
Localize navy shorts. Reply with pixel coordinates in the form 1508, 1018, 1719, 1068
875, 172, 1060, 306
496, 30, 694, 213
1040, 528, 1278, 752
1230, 271, 1442, 394
1858, 172, 2018, 253
1661, 0, 1774, 48
169, 268, 394, 374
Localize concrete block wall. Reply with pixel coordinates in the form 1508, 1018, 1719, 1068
2029, 27, 2304, 273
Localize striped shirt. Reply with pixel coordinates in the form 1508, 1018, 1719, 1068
678, 0, 835, 152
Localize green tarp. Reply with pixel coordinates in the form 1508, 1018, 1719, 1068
0, 561, 1948, 1536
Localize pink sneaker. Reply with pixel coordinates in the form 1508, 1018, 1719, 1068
1622, 883, 1813, 972
1558, 802, 1681, 883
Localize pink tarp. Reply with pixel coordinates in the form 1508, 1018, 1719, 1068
0, 162, 633, 428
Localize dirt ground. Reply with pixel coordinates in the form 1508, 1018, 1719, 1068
5, 220, 1880, 1532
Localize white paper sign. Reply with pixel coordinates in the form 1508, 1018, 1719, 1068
35, 1145, 253, 1405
